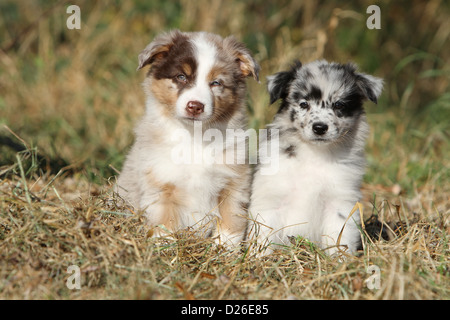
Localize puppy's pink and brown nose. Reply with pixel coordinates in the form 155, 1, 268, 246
186, 101, 204, 117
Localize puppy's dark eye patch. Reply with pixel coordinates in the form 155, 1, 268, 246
305, 86, 322, 101
333, 101, 346, 110
333, 91, 365, 117
153, 53, 197, 83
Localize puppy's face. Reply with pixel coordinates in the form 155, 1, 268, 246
138, 30, 259, 124
268, 60, 383, 145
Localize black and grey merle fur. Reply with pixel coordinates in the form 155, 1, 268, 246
268, 60, 382, 150
249, 60, 383, 256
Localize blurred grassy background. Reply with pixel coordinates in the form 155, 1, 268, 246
0, 0, 449, 203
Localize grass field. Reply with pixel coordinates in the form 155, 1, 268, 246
0, 0, 449, 300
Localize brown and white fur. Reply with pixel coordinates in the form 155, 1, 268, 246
117, 30, 259, 246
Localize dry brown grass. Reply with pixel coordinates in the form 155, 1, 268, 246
0, 152, 448, 299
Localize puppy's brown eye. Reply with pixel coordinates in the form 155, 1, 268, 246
176, 74, 187, 83
300, 101, 309, 109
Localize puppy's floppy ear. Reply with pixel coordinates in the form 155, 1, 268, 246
223, 36, 260, 81
267, 61, 301, 104
355, 73, 383, 104
137, 29, 183, 70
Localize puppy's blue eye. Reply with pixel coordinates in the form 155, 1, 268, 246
300, 101, 309, 109
334, 101, 345, 109
210, 80, 222, 87
176, 74, 187, 83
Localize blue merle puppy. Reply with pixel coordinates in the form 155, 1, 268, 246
249, 60, 383, 256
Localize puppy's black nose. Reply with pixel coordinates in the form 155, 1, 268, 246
186, 101, 205, 117
312, 122, 328, 135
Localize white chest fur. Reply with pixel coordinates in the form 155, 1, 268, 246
249, 141, 364, 253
